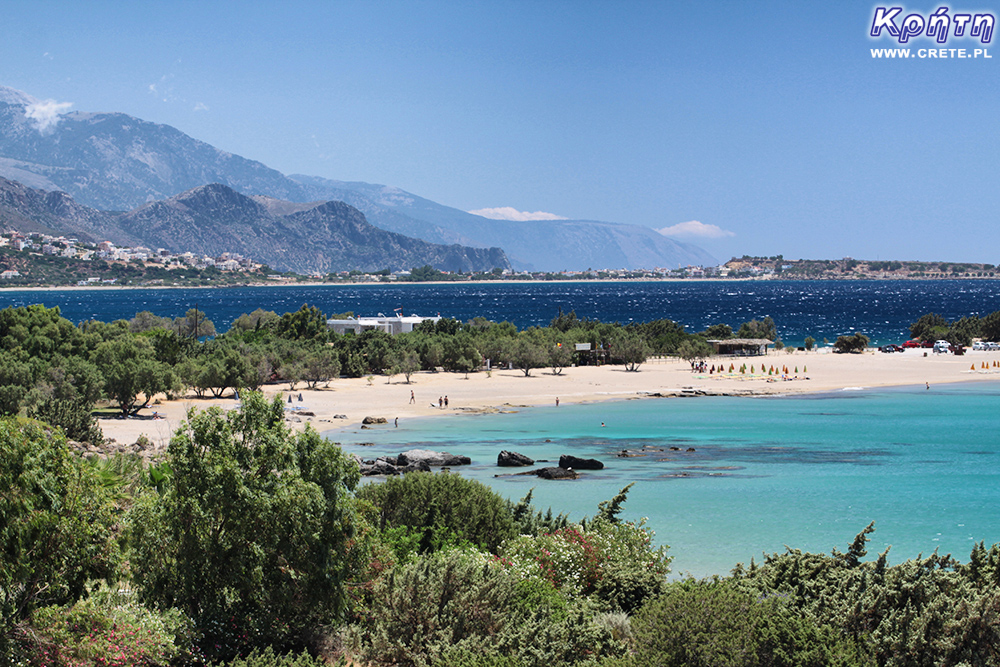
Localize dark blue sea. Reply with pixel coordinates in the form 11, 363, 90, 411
2, 279, 998, 346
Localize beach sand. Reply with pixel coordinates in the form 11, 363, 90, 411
98, 347, 1000, 454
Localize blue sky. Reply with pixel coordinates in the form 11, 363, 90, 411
2, 0, 997, 263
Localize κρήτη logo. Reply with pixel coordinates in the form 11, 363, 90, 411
870, 7, 994, 44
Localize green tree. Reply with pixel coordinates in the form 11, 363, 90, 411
833, 333, 869, 354
129, 392, 361, 660
701, 323, 734, 339
736, 316, 777, 341
804, 336, 816, 351
909, 312, 949, 342
302, 346, 341, 388
505, 337, 548, 377
0, 418, 121, 657
612, 331, 652, 372
398, 349, 422, 383
276, 304, 328, 341
173, 307, 216, 339
93, 335, 178, 416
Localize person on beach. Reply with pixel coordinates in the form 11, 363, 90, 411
439, 396, 443, 408
410, 390, 415, 404
556, 397, 560, 407
444, 396, 449, 407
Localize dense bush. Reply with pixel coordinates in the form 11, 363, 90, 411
344, 550, 624, 667
24, 585, 198, 666
627, 580, 874, 667
0, 418, 121, 658
128, 392, 360, 661
356, 472, 517, 554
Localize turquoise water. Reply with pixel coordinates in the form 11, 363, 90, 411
328, 381, 1000, 578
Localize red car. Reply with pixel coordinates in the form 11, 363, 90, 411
902, 339, 921, 348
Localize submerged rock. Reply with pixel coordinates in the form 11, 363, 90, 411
497, 450, 534, 467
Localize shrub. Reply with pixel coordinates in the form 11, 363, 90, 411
356, 472, 517, 554
225, 646, 330, 667
128, 392, 360, 661
345, 550, 623, 667
0, 418, 121, 658
629, 581, 874, 667
25, 585, 198, 666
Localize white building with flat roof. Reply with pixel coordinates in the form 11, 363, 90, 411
327, 313, 442, 335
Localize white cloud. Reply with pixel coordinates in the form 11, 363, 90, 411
193, 102, 209, 112
24, 99, 73, 134
656, 220, 735, 239
468, 206, 567, 221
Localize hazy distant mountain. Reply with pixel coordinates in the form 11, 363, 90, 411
289, 175, 718, 271
0, 177, 509, 274
0, 85, 716, 271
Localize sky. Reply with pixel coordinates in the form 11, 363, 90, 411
1, 0, 997, 263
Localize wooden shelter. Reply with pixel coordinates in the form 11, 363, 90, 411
708, 338, 773, 356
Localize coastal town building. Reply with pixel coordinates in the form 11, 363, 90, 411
326, 313, 443, 335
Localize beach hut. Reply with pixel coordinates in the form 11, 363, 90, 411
708, 338, 773, 357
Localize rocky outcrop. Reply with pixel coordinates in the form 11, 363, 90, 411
356, 456, 432, 476
396, 449, 471, 467
497, 450, 534, 467
535, 466, 579, 480
559, 455, 604, 470
362, 416, 388, 425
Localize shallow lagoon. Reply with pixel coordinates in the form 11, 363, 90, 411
329, 381, 1000, 578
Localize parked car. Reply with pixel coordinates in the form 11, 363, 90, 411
903, 339, 922, 349
988, 342, 1000, 351
921, 340, 935, 348
933, 340, 952, 354
879, 345, 896, 353
973, 341, 988, 351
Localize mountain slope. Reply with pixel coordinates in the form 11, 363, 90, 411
289, 175, 718, 270
0, 178, 509, 274
0, 85, 716, 271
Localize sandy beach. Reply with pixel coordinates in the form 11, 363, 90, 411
98, 347, 1000, 453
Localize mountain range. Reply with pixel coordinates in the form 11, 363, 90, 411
0, 85, 716, 272
0, 176, 508, 274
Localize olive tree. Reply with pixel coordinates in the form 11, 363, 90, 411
93, 336, 178, 416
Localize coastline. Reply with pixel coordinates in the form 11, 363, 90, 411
97, 347, 1000, 454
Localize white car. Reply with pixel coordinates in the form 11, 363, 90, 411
973, 341, 988, 351
933, 340, 952, 353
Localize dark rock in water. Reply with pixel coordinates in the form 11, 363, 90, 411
362, 416, 387, 425
497, 450, 534, 467
669, 447, 681, 451
397, 449, 471, 467
686, 447, 696, 452
535, 466, 579, 480
559, 454, 604, 470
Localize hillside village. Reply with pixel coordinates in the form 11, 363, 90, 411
0, 229, 997, 287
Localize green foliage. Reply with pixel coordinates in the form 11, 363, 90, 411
675, 338, 713, 362
804, 335, 816, 350
224, 646, 329, 667
909, 312, 949, 341
128, 391, 360, 660
736, 316, 777, 341
25, 584, 198, 666
610, 331, 651, 372
701, 323, 733, 339
276, 304, 329, 341
501, 516, 671, 613
506, 489, 571, 536
345, 550, 624, 667
0, 418, 121, 656
731, 524, 1000, 667
93, 336, 177, 415
629, 580, 874, 667
504, 336, 548, 377
357, 472, 517, 555
833, 333, 869, 354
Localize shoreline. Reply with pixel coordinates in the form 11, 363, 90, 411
97, 347, 1000, 455
4, 275, 1000, 293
